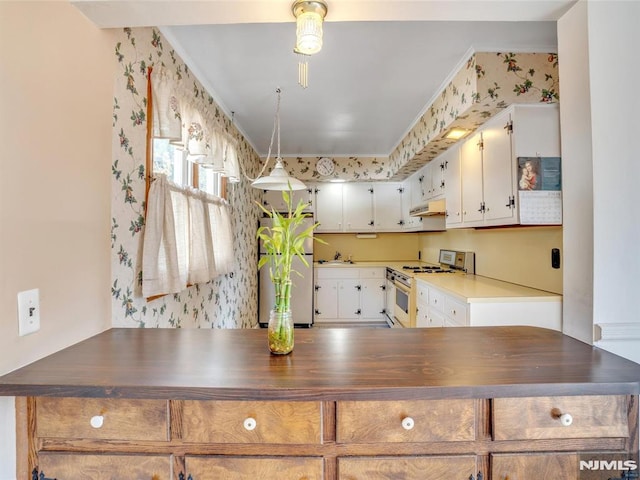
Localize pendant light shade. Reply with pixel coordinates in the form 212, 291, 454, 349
250, 88, 307, 191
251, 158, 307, 191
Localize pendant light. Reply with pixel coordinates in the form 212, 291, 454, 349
251, 88, 307, 191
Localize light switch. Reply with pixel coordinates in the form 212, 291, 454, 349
18, 289, 40, 336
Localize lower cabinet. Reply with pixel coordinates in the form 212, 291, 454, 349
37, 454, 172, 479
338, 456, 479, 480
416, 280, 467, 327
185, 456, 324, 480
314, 267, 386, 324
24, 395, 637, 480
415, 279, 561, 330
491, 453, 578, 479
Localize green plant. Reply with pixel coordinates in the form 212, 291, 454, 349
257, 189, 323, 314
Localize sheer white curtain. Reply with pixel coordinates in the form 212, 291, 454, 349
142, 174, 234, 298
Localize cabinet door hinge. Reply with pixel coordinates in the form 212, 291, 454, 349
505, 195, 515, 209
505, 120, 513, 135
32, 470, 56, 480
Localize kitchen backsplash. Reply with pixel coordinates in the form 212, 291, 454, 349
419, 226, 563, 294
111, 27, 261, 329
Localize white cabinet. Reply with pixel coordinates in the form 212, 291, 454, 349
416, 281, 444, 328
422, 159, 445, 199
443, 146, 463, 227
414, 278, 562, 330
409, 165, 427, 208
343, 183, 375, 231
450, 104, 560, 229
427, 281, 469, 327
314, 267, 386, 324
374, 183, 407, 231
460, 131, 485, 224
360, 269, 387, 318
310, 182, 411, 233
262, 188, 313, 213
313, 183, 343, 232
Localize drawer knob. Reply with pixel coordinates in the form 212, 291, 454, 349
243, 417, 257, 431
559, 413, 573, 426
90, 415, 104, 429
401, 416, 415, 430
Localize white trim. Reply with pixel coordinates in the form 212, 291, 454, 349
593, 323, 640, 342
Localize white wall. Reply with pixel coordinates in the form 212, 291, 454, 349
587, 0, 640, 363
558, 0, 640, 362
0, 2, 114, 478
557, 0, 594, 344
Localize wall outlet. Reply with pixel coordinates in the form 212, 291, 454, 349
18, 289, 40, 336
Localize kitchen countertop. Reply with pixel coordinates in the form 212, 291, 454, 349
415, 273, 561, 303
314, 260, 560, 303
0, 327, 638, 400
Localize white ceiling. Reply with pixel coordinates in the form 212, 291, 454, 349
73, 0, 574, 158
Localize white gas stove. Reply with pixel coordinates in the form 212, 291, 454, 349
385, 250, 475, 328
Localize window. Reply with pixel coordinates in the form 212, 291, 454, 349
142, 66, 237, 299
152, 138, 224, 198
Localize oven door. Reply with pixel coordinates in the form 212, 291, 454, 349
393, 280, 411, 328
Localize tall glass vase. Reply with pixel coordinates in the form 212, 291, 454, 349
268, 279, 294, 354
267, 309, 294, 355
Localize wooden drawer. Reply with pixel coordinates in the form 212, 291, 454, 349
36, 398, 168, 441
38, 453, 171, 479
445, 296, 468, 326
429, 289, 445, 312
493, 395, 628, 440
186, 456, 324, 480
336, 399, 475, 443
182, 400, 322, 444
338, 455, 478, 480
491, 453, 578, 479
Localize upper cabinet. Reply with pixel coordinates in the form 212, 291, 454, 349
447, 103, 561, 229
313, 183, 344, 232
310, 182, 425, 233
262, 188, 314, 214
343, 183, 375, 231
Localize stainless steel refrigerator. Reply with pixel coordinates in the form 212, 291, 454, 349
258, 217, 314, 327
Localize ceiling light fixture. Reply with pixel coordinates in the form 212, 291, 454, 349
251, 88, 307, 191
292, 0, 328, 89
444, 128, 471, 140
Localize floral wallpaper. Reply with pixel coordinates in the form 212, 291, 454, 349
389, 51, 560, 179
276, 52, 559, 183
111, 28, 262, 329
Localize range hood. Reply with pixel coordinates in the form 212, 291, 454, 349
409, 198, 446, 217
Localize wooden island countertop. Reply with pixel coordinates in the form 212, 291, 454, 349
3, 326, 640, 479
1, 326, 639, 400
